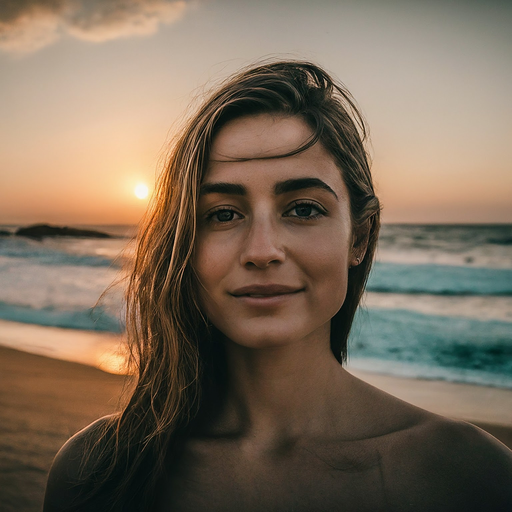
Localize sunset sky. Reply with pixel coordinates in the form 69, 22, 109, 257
1, 0, 511, 225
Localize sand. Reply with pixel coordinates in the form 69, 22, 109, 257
0, 329, 511, 511
0, 346, 127, 512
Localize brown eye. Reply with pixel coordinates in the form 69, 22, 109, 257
216, 210, 235, 222
294, 205, 313, 217
285, 201, 326, 219
206, 208, 241, 224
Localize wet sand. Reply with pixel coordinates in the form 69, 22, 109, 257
0, 346, 127, 512
1, 339, 511, 511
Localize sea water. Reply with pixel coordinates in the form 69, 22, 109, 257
0, 224, 511, 388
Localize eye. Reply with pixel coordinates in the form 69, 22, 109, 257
206, 208, 242, 223
285, 201, 326, 220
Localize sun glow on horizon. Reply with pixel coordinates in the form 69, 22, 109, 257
134, 183, 149, 200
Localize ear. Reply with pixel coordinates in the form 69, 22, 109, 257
349, 220, 371, 268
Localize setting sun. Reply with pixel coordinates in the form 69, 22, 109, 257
134, 183, 149, 200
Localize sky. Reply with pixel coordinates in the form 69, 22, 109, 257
1, 0, 511, 225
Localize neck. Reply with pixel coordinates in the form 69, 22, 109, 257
205, 330, 351, 445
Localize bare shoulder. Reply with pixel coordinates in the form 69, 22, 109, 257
382, 413, 512, 511
344, 375, 512, 510
43, 414, 118, 512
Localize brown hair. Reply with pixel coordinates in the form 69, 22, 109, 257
81, 60, 380, 510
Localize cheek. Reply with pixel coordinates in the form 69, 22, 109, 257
302, 233, 351, 310
192, 237, 230, 308
193, 236, 220, 283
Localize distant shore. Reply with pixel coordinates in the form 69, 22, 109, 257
0, 322, 511, 511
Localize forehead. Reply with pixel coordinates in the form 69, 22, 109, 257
207, 114, 346, 191
211, 114, 312, 160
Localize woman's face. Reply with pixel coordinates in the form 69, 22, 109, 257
193, 114, 357, 351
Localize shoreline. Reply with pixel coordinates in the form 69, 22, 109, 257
347, 367, 512, 448
1, 318, 512, 427
0, 319, 127, 374
346, 366, 512, 428
1, 321, 511, 510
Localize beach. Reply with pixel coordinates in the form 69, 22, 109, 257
0, 324, 511, 512
0, 344, 127, 512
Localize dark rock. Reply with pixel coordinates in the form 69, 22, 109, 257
0, 230, 12, 237
15, 224, 113, 240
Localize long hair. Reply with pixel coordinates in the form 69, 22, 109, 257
80, 60, 381, 510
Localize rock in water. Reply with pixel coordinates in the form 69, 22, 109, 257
15, 224, 113, 239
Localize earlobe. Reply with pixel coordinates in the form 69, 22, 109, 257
350, 221, 371, 268
349, 256, 362, 269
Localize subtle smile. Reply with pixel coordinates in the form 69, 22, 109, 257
230, 285, 304, 304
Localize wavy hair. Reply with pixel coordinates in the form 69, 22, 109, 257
80, 60, 381, 510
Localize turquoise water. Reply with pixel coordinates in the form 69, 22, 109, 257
0, 224, 511, 388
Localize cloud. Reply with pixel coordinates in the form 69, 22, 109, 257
0, 0, 188, 54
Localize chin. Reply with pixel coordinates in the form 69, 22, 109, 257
218, 321, 328, 351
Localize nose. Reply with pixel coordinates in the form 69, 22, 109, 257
240, 214, 285, 269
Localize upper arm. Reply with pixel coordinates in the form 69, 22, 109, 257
43, 415, 117, 512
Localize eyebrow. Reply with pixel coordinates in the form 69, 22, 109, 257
199, 182, 246, 196
199, 177, 338, 200
274, 178, 338, 199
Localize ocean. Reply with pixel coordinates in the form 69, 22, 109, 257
0, 224, 511, 388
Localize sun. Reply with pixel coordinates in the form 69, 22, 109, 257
134, 183, 149, 199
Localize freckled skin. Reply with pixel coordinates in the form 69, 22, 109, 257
156, 114, 512, 511
193, 114, 354, 351
43, 114, 512, 512
159, 115, 512, 511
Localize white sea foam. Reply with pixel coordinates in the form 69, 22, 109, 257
0, 257, 123, 311
42, 236, 135, 261
1, 223, 512, 388
347, 357, 512, 390
377, 224, 512, 269
376, 246, 512, 269
363, 292, 512, 322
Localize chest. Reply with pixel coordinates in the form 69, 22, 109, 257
154, 440, 388, 512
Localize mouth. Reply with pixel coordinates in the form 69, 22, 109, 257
230, 284, 304, 298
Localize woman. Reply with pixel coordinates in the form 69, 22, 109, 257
44, 61, 512, 511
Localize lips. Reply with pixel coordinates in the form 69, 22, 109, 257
230, 284, 304, 297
